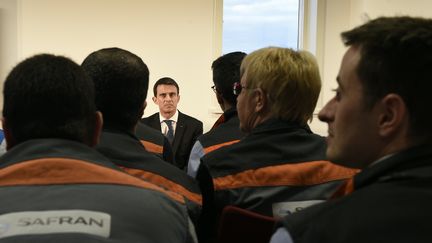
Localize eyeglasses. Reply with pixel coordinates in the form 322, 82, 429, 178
233, 82, 250, 95
211, 85, 217, 93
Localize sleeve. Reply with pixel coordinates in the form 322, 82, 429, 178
186, 216, 199, 243
187, 141, 205, 178
0, 131, 6, 156
269, 228, 295, 243
195, 162, 217, 242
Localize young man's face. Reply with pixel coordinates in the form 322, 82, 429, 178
318, 46, 382, 169
152, 84, 180, 117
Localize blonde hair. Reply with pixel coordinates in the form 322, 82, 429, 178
240, 47, 321, 124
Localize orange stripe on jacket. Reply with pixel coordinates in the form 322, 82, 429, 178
0, 158, 184, 204
141, 140, 163, 154
121, 167, 202, 205
213, 160, 358, 191
203, 140, 240, 154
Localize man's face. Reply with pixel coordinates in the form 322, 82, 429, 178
236, 74, 256, 133
318, 46, 381, 169
152, 84, 180, 116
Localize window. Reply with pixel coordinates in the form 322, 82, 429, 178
222, 0, 300, 54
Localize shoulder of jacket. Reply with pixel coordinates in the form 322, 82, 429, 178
178, 111, 202, 124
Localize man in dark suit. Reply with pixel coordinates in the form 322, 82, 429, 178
141, 77, 203, 170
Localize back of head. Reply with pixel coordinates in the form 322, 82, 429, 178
240, 47, 321, 125
81, 47, 149, 130
153, 77, 179, 96
212, 52, 246, 106
341, 16, 432, 141
3, 54, 96, 146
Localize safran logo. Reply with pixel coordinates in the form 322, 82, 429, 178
0, 210, 111, 239
17, 216, 105, 227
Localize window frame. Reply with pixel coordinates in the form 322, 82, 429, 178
213, 0, 326, 109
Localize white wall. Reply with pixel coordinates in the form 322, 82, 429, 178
1, 0, 432, 133
0, 0, 18, 97
13, 0, 220, 132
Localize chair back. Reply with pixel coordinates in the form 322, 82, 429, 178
217, 205, 277, 243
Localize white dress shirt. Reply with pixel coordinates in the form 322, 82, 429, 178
159, 110, 179, 137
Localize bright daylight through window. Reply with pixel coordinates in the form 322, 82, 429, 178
223, 0, 300, 54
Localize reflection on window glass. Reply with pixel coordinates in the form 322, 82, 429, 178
223, 0, 299, 54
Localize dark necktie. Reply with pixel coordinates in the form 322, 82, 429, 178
164, 120, 174, 143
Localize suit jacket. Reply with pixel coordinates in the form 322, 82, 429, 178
141, 111, 203, 170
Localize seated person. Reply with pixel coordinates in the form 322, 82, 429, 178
270, 16, 432, 243
141, 77, 203, 170
187, 51, 247, 178
196, 47, 357, 241
81, 47, 202, 224
0, 53, 196, 242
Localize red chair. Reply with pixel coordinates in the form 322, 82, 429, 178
217, 206, 277, 243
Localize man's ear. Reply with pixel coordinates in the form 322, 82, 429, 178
89, 111, 103, 147
2, 117, 16, 151
377, 93, 407, 138
216, 92, 224, 105
152, 96, 157, 104
254, 88, 267, 113
216, 92, 225, 111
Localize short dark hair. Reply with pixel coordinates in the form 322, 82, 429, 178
341, 16, 432, 139
153, 77, 179, 97
212, 52, 246, 105
81, 47, 149, 130
3, 54, 97, 144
